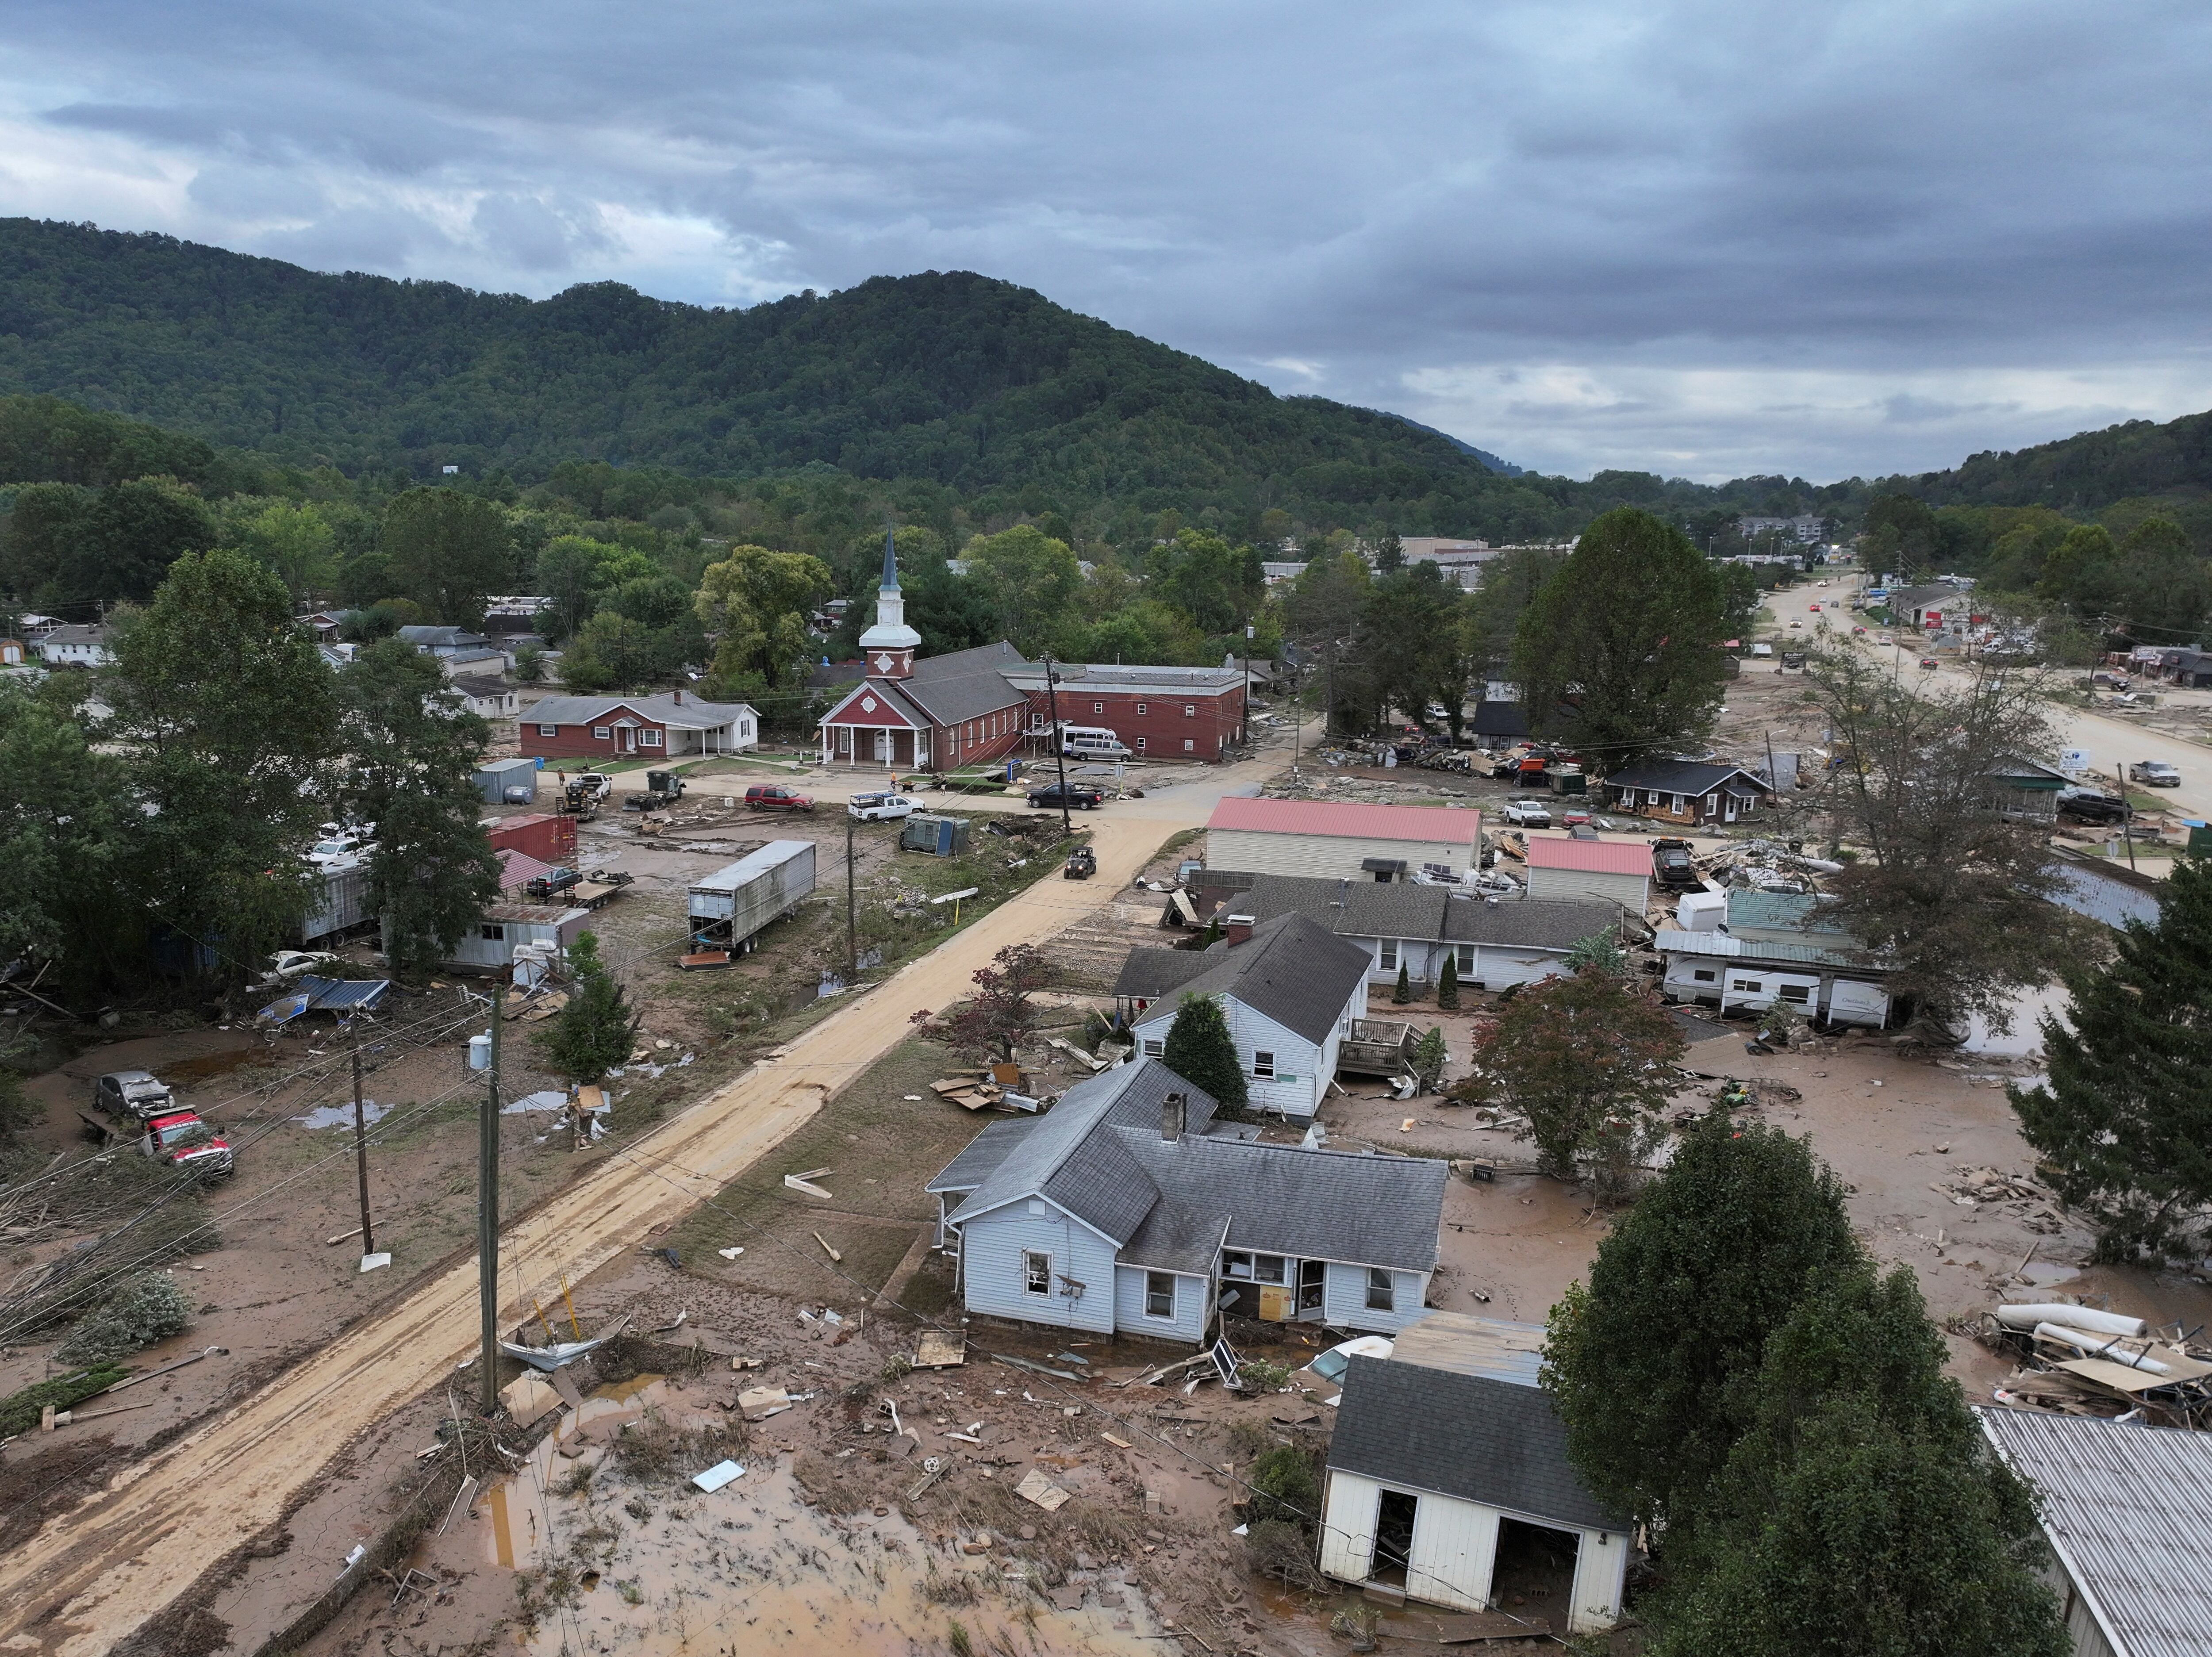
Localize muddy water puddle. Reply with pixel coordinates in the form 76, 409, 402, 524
488, 1380, 1166, 1657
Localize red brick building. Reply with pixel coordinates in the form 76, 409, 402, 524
818, 533, 1249, 769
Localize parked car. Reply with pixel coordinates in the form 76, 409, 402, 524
93, 1069, 177, 1122
307, 831, 372, 867
1303, 1334, 1395, 1391
1501, 798, 1551, 826
1561, 806, 1594, 826
744, 784, 816, 812
2129, 760, 2182, 787
1787, 619, 1804, 629
2057, 788, 2131, 824
1651, 838, 1702, 891
847, 792, 919, 822
265, 949, 338, 982
140, 1110, 234, 1177
1027, 782, 1106, 810
526, 867, 583, 901
1918, 657, 1940, 670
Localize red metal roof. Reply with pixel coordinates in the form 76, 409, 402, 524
497, 847, 559, 891
1524, 836, 1651, 875
1206, 796, 1481, 844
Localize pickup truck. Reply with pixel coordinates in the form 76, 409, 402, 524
2057, 788, 2131, 825
141, 1111, 235, 1177
1027, 782, 1106, 810
847, 792, 919, 822
1501, 799, 1551, 827
2129, 760, 2182, 787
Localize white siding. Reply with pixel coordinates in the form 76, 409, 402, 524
1207, 829, 1476, 882
1825, 979, 1891, 1028
957, 1204, 1118, 1334
1365, 936, 1443, 984
1406, 1494, 1498, 1613
1132, 998, 1331, 1121
1322, 1261, 1431, 1335
1319, 1470, 1382, 1582
1567, 1526, 1629, 1634
1526, 867, 1649, 910
1452, 943, 1569, 991
1111, 1264, 1206, 1343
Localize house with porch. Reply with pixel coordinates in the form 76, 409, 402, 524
1600, 758, 1774, 826
924, 1059, 1447, 1342
518, 690, 758, 760
1235, 875, 1617, 990
1114, 912, 1371, 1121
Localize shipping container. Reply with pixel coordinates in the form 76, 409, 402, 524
472, 756, 541, 805
900, 813, 972, 857
688, 839, 817, 951
300, 867, 373, 943
484, 812, 576, 865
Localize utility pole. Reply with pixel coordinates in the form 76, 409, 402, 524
349, 1029, 374, 1258
845, 809, 858, 977
2111, 767, 2138, 873
1041, 654, 1073, 837
1240, 622, 1254, 748
479, 985, 503, 1414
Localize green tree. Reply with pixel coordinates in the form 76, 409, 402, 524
1435, 950, 1459, 1009
1860, 494, 1941, 581
1392, 963, 1411, 1004
0, 679, 134, 990
965, 524, 1082, 655
533, 533, 645, 642
694, 544, 832, 690
1455, 963, 1682, 1186
1412, 1026, 1448, 1091
1461, 545, 1565, 676
106, 548, 338, 974
511, 642, 545, 683
223, 498, 335, 601
1542, 1112, 1859, 1532
1147, 529, 1265, 637
559, 611, 657, 693
1160, 993, 1248, 1111
381, 487, 513, 626
2010, 852, 2212, 1262
1810, 648, 2085, 1036
534, 932, 639, 1084
336, 641, 503, 979
1651, 1266, 2067, 1657
1358, 563, 1468, 732
1513, 508, 1728, 760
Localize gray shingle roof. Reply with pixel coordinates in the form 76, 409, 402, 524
899, 641, 1033, 725
1330, 1358, 1628, 1531
1119, 1133, 1445, 1271
1113, 947, 1217, 1001
1129, 913, 1370, 1043
1440, 894, 1621, 948
941, 1063, 1167, 1243
1978, 1408, 2212, 1657
1600, 759, 1770, 797
925, 1117, 1037, 1195
525, 692, 756, 729
1242, 875, 1448, 942
1470, 699, 1530, 738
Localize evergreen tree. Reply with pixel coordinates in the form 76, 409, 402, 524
1393, 963, 1411, 1004
535, 932, 639, 1084
1543, 1112, 1859, 1532
1435, 950, 1459, 1009
1651, 1265, 2067, 1657
2011, 853, 2212, 1262
1161, 993, 1248, 1110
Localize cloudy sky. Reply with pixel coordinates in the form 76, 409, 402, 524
4, 0, 2208, 482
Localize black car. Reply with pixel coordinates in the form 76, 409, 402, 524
1027, 782, 1106, 810
2057, 789, 2131, 825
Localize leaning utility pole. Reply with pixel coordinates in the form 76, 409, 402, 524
349, 1030, 374, 1259
479, 985, 504, 1414
1041, 654, 1073, 837
845, 809, 859, 977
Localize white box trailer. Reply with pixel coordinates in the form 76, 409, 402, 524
300, 866, 374, 943
689, 839, 817, 951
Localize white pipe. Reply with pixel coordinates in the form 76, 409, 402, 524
1994, 1304, 2144, 1339
2031, 1323, 2170, 1374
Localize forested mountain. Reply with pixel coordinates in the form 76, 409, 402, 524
0, 218, 1585, 542
1899, 410, 2212, 517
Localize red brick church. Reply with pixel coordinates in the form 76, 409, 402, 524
816, 533, 1247, 770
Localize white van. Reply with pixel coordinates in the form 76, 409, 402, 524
1057, 724, 1133, 761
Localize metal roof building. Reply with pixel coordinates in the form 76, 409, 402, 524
1978, 1408, 2212, 1657
1206, 796, 1482, 882
1522, 834, 1652, 910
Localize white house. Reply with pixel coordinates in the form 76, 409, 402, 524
1978, 1407, 2212, 1657
1114, 913, 1371, 1121
1521, 836, 1651, 912
1321, 1350, 1630, 1634
1204, 797, 1482, 884
1654, 928, 1891, 1027
451, 674, 520, 719
925, 1059, 1447, 1344
32, 624, 111, 667
1237, 875, 1619, 991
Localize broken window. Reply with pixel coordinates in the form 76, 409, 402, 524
1252, 1254, 1286, 1284
1145, 1272, 1174, 1318
1023, 1251, 1051, 1296
1224, 1250, 1253, 1279
1366, 1268, 1395, 1312
1780, 984, 1813, 1004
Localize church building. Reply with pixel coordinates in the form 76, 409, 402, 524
816, 531, 1249, 770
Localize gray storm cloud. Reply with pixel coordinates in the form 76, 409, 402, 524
3, 0, 2209, 480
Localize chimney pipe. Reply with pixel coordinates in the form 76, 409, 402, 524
671, 688, 683, 704
1224, 912, 1256, 946
1161, 1091, 1186, 1142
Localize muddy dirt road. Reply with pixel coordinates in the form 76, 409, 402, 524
0, 762, 1275, 1654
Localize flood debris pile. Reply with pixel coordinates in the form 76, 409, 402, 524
1979, 1300, 2212, 1427
1931, 1163, 2067, 1235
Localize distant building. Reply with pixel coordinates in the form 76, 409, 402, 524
1203, 797, 1483, 884
31, 624, 111, 667
1737, 514, 1828, 545
520, 690, 758, 760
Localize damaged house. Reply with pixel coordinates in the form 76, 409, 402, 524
1234, 875, 1619, 991
924, 1059, 1447, 1342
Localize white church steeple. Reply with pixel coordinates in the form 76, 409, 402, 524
858, 525, 921, 679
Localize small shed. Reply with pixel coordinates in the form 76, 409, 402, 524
1522, 836, 1651, 911
473, 756, 541, 805
1321, 1355, 1629, 1633
428, 902, 590, 972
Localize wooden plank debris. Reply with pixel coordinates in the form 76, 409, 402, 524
1014, 1468, 1071, 1511
914, 1331, 968, 1369
783, 1170, 833, 1199
813, 1231, 842, 1263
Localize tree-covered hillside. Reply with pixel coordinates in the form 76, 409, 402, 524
0, 218, 1584, 540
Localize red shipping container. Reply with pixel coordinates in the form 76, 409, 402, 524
485, 813, 576, 866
